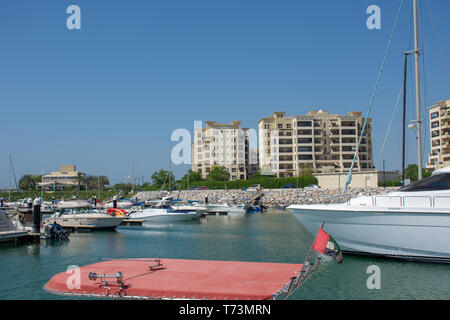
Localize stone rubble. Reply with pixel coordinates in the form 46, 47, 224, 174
134, 187, 400, 207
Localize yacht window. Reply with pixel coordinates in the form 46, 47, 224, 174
400, 174, 450, 191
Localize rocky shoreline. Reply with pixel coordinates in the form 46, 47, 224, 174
135, 187, 400, 207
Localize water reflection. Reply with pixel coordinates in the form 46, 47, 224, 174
0, 210, 449, 300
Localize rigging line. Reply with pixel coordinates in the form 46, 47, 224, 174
378, 85, 403, 164
342, 0, 405, 199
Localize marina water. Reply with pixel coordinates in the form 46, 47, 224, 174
0, 209, 448, 300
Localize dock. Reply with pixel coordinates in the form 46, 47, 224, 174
0, 230, 30, 243
0, 208, 31, 243
120, 219, 143, 226
206, 210, 229, 216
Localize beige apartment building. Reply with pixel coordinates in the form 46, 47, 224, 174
38, 165, 85, 191
192, 121, 258, 180
427, 100, 450, 170
258, 110, 374, 177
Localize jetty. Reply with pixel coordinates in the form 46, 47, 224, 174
0, 209, 29, 243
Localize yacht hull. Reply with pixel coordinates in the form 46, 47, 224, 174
129, 209, 202, 223
288, 205, 450, 263
45, 215, 125, 229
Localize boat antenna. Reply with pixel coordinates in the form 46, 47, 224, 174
342, 0, 405, 200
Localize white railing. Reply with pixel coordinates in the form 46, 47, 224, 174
347, 195, 450, 208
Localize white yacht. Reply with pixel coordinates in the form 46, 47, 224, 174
204, 203, 262, 215
288, 167, 450, 263
44, 203, 125, 230
129, 197, 205, 223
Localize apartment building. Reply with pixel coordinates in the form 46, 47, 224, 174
258, 110, 374, 177
192, 121, 258, 180
427, 100, 450, 170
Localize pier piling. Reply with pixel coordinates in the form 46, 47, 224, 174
32, 198, 41, 234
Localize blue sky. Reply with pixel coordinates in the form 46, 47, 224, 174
1, 0, 449, 186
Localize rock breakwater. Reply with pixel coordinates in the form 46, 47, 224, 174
135, 187, 399, 207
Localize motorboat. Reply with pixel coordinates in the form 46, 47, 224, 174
44, 202, 125, 230
205, 203, 262, 215
129, 208, 203, 222
104, 199, 135, 210
128, 197, 205, 222
288, 167, 450, 263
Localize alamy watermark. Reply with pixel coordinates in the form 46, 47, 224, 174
66, 5, 81, 30
66, 265, 81, 289
366, 265, 381, 289
366, 5, 381, 30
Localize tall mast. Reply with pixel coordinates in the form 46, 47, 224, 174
413, 0, 423, 179
8, 155, 12, 200
402, 53, 409, 186
131, 158, 135, 192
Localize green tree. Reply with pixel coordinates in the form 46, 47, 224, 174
207, 166, 230, 181
151, 169, 175, 188
18, 175, 41, 190
84, 175, 110, 190
180, 170, 203, 189
112, 183, 133, 194
404, 164, 433, 182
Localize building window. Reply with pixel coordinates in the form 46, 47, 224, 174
432, 130, 440, 137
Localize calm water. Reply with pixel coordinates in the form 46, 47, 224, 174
0, 210, 449, 300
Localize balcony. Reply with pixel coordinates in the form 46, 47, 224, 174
279, 139, 293, 145
297, 130, 313, 136
341, 129, 356, 136
297, 138, 313, 144
279, 156, 293, 162
331, 130, 340, 136
279, 148, 293, 154
441, 131, 450, 140
297, 121, 312, 128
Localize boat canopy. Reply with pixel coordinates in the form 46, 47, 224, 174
400, 173, 450, 192
432, 166, 450, 175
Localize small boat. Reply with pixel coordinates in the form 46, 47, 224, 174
129, 208, 203, 222
44, 203, 125, 230
104, 199, 135, 210
129, 197, 204, 223
205, 203, 261, 215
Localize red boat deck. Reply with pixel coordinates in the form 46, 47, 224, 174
45, 258, 304, 300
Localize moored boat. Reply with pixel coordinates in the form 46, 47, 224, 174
44, 203, 125, 230
288, 168, 450, 263
129, 197, 205, 222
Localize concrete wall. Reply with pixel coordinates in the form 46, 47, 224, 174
314, 171, 398, 189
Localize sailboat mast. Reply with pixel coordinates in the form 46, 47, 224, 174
8, 155, 12, 200
402, 53, 409, 186
413, 0, 423, 179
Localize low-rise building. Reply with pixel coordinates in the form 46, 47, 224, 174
38, 165, 85, 191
